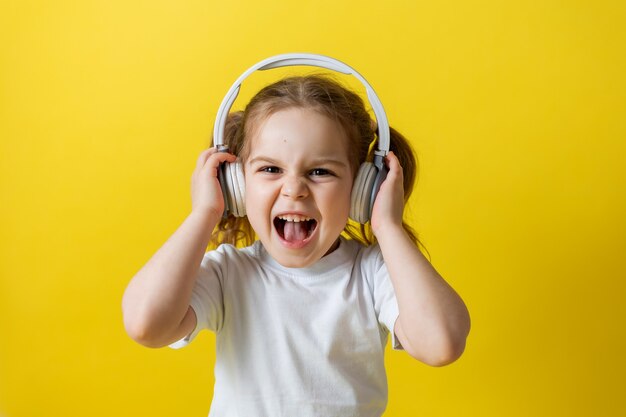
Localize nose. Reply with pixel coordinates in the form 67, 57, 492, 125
281, 176, 309, 200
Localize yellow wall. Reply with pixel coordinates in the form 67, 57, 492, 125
1, 1, 625, 416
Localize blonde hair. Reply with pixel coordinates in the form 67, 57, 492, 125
211, 75, 422, 249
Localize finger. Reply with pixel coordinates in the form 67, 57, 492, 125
196, 147, 217, 171
201, 151, 238, 178
385, 151, 403, 179
204, 151, 237, 168
385, 150, 398, 166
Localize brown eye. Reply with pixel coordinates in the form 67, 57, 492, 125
309, 168, 331, 177
261, 166, 280, 174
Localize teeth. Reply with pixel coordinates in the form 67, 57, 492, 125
277, 214, 311, 222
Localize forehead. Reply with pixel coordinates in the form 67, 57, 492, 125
247, 108, 350, 161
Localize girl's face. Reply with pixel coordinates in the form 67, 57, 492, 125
244, 107, 353, 268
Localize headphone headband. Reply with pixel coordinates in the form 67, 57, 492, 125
213, 53, 390, 167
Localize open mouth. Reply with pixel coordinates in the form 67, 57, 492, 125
274, 215, 318, 244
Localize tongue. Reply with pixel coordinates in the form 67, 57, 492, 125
283, 221, 307, 242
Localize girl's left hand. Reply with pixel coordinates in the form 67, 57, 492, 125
370, 151, 405, 236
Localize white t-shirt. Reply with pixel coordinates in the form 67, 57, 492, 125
171, 237, 401, 417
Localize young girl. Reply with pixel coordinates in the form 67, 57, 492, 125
122, 56, 470, 417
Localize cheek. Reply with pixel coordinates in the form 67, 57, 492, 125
244, 180, 274, 225
322, 184, 352, 215
245, 180, 271, 205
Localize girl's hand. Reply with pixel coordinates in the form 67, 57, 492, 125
370, 151, 405, 236
191, 148, 237, 218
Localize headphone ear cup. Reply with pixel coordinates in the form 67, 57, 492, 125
218, 159, 246, 217
219, 162, 236, 217
350, 162, 377, 224
228, 161, 246, 217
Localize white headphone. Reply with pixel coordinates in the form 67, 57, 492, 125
213, 53, 390, 224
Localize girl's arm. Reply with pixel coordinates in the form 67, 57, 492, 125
371, 152, 471, 366
121, 148, 236, 348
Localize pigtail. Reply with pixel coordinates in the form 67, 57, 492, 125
345, 126, 428, 256
386, 127, 423, 249
209, 111, 256, 248
388, 126, 417, 199
388, 127, 430, 256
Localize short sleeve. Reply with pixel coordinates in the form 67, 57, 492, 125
364, 245, 403, 350
169, 245, 230, 349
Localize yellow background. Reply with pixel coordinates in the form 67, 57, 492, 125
1, 0, 625, 416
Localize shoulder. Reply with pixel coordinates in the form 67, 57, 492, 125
334, 238, 386, 291
346, 240, 390, 298
348, 239, 385, 272
199, 241, 264, 273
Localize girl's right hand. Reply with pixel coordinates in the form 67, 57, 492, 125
190, 147, 237, 218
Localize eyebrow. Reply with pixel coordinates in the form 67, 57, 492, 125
247, 155, 349, 168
